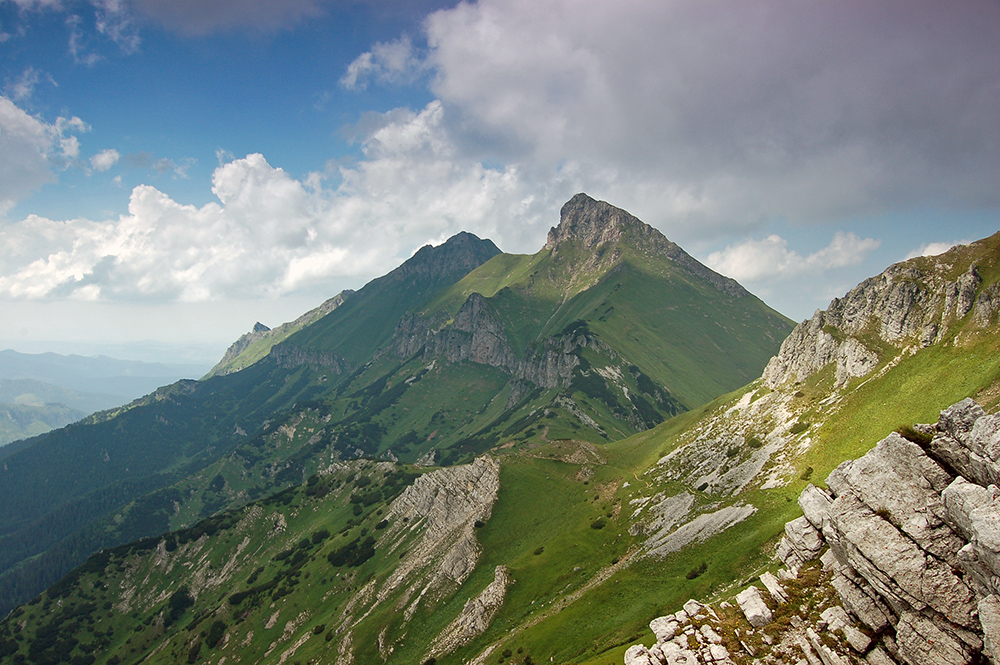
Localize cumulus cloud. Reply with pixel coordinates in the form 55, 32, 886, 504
4, 67, 54, 102
706, 232, 881, 282
394, 0, 1000, 237
904, 240, 969, 260
341, 36, 425, 90
125, 152, 194, 178
0, 106, 565, 302
90, 148, 120, 172
0, 96, 89, 214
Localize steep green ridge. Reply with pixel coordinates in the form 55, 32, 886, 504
422, 194, 791, 407
0, 195, 792, 622
0, 233, 502, 616
286, 231, 503, 363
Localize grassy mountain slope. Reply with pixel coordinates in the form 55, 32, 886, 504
0, 401, 86, 447
0, 233, 503, 616
286, 232, 502, 363
4, 231, 998, 665
0, 193, 793, 634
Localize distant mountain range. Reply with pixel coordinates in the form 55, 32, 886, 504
0, 350, 210, 446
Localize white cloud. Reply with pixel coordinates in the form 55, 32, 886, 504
0, 108, 565, 303
706, 232, 881, 283
341, 36, 425, 90
384, 0, 1000, 239
5, 67, 53, 102
904, 240, 969, 260
0, 96, 89, 214
90, 148, 120, 171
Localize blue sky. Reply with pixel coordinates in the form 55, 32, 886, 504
1, 0, 999, 365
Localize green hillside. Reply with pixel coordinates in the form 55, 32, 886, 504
3, 229, 999, 665
0, 195, 793, 626
3, 326, 998, 665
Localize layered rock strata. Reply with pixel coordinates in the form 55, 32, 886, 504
763, 256, 998, 389
629, 398, 1000, 665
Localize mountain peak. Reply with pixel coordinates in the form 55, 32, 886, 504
545, 194, 748, 297
399, 232, 502, 281
544, 193, 643, 251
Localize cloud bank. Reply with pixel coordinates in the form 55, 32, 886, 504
0, 96, 89, 214
3, 0, 999, 317
0, 104, 563, 302
705, 233, 881, 283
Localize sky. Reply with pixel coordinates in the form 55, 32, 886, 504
1, 0, 999, 365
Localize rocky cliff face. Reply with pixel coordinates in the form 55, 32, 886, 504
548, 194, 747, 297
269, 343, 351, 374
386, 291, 612, 392
627, 398, 1000, 665
763, 240, 1000, 389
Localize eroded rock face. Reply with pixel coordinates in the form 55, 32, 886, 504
387, 291, 607, 391
379, 456, 501, 615
762, 260, 990, 389
427, 565, 511, 658
629, 398, 1000, 665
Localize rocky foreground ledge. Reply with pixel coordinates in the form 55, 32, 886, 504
626, 398, 1000, 665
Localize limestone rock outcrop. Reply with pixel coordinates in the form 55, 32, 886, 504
762, 254, 995, 389
426, 565, 511, 659
774, 399, 1000, 665
380, 456, 501, 613
630, 398, 1000, 665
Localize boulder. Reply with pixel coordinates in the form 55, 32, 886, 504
942, 477, 1000, 584
799, 484, 834, 531
736, 586, 773, 628
938, 399, 986, 445
978, 594, 1000, 664
820, 605, 872, 653
649, 616, 679, 643
829, 570, 890, 632
624, 644, 658, 665
760, 571, 789, 604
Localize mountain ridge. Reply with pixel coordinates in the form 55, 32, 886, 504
0, 195, 792, 618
